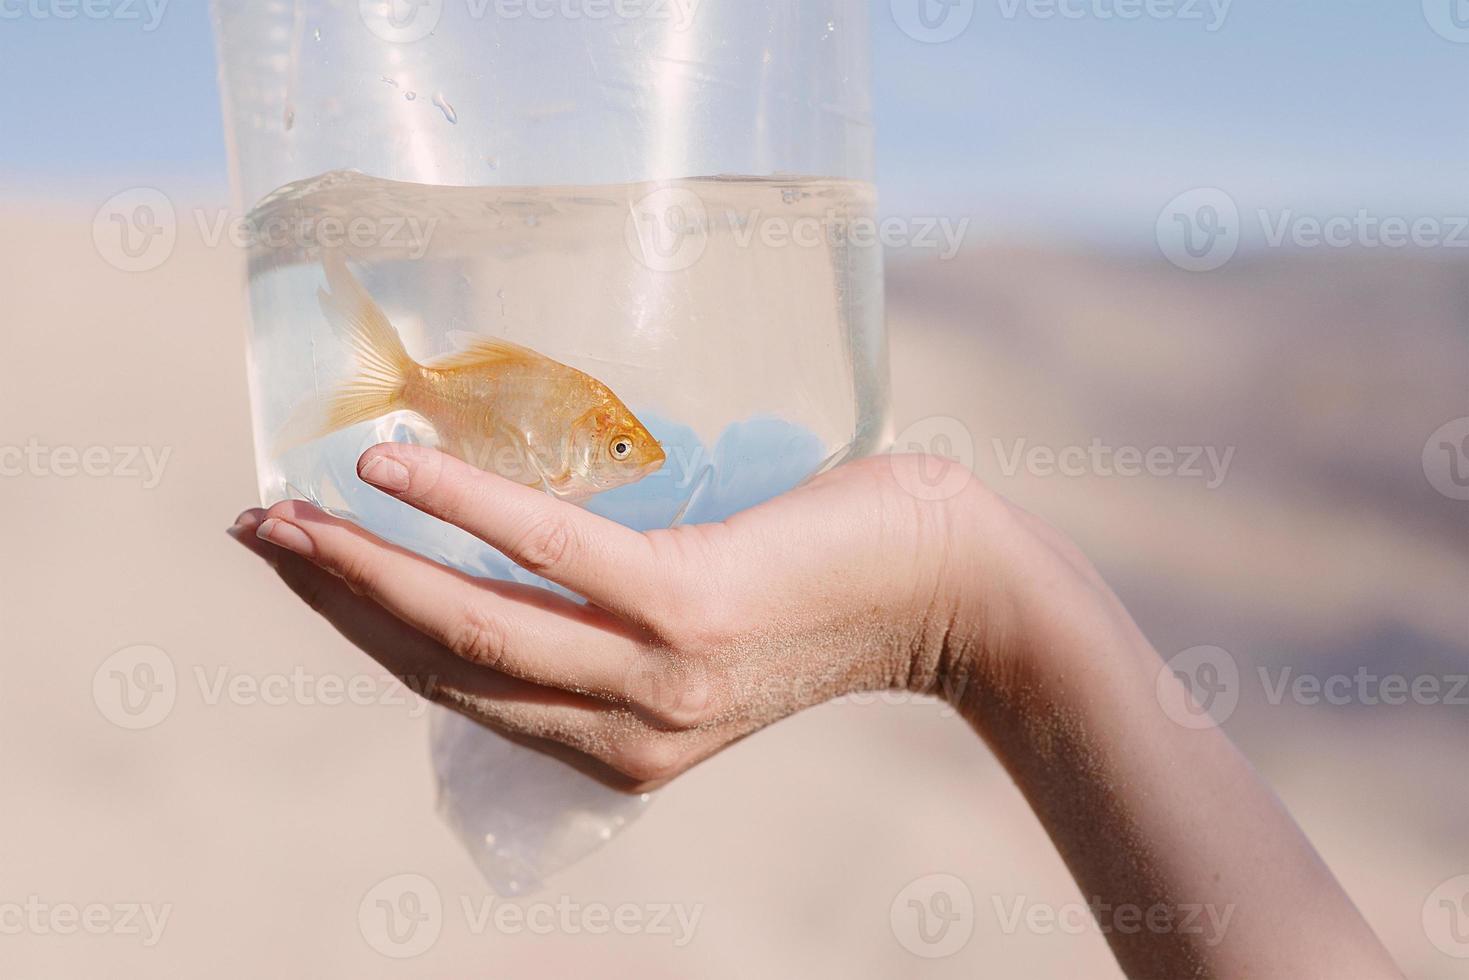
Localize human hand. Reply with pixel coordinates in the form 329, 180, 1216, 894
228, 443, 1403, 976
229, 445, 1049, 791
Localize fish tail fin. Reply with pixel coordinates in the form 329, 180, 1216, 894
271, 251, 418, 457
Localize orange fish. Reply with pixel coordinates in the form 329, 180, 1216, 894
281, 251, 665, 501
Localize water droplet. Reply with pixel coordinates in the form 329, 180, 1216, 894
381, 75, 398, 88
782, 188, 801, 204
312, 27, 321, 41
404, 90, 417, 101
283, 105, 295, 131
432, 91, 458, 124
484, 156, 500, 171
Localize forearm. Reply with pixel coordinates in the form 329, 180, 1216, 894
937, 494, 1401, 977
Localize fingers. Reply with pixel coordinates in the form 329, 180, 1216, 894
231, 509, 714, 786
245, 502, 650, 703
355, 443, 667, 624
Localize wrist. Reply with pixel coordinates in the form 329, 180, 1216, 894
911, 472, 1151, 727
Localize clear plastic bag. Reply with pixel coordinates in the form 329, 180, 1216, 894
214, 0, 884, 892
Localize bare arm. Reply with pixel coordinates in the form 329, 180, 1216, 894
231, 446, 1401, 976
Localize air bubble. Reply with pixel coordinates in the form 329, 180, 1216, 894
432, 92, 458, 124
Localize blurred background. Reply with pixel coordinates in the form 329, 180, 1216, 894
1, 1, 1465, 977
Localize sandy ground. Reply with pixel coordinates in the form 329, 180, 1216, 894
1, 201, 1466, 977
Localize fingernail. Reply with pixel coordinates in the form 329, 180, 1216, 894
227, 510, 262, 541
257, 518, 316, 557
360, 454, 410, 492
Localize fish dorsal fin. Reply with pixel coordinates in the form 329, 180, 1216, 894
426, 335, 543, 371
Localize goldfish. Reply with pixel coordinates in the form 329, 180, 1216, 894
280, 250, 665, 501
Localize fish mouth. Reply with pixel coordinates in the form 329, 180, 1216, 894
638, 451, 667, 480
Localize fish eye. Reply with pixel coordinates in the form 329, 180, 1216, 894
609, 435, 634, 461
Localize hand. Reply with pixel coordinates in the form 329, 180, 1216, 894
229, 445, 1030, 791
229, 443, 1402, 975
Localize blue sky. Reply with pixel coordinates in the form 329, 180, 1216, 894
0, 0, 1463, 246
